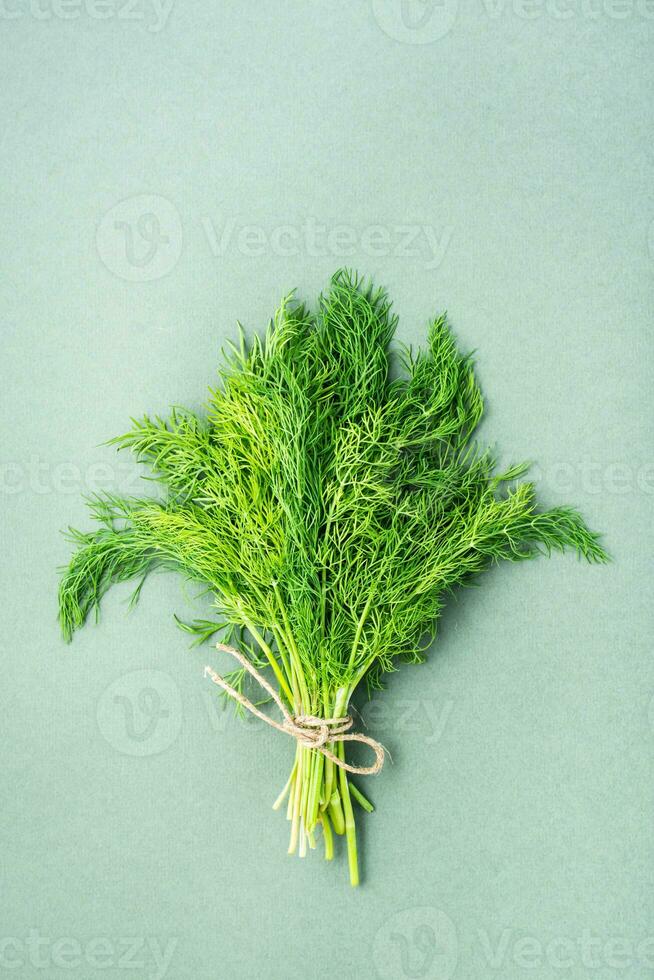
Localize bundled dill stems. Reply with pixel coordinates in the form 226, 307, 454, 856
59, 271, 607, 885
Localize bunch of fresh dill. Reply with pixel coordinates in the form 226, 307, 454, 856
58, 270, 607, 885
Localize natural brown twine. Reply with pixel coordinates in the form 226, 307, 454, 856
204, 643, 385, 776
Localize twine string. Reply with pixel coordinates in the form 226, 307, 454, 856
204, 643, 384, 776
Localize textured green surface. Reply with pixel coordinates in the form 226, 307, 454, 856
1, 3, 652, 978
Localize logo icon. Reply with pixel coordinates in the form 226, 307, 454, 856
97, 669, 183, 756
372, 0, 458, 43
373, 907, 458, 980
96, 194, 183, 281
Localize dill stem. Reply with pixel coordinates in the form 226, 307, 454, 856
272, 583, 310, 709
337, 741, 359, 886
322, 753, 334, 815
273, 759, 296, 811
302, 748, 315, 826
256, 620, 292, 686
348, 657, 377, 698
299, 748, 311, 843
241, 615, 294, 706
347, 592, 374, 672
325, 685, 348, 834
322, 757, 333, 813
286, 764, 296, 821
320, 682, 334, 810
321, 810, 334, 860
328, 791, 345, 836
306, 750, 324, 831
349, 782, 374, 813
286, 745, 300, 820
288, 747, 302, 855
271, 626, 302, 709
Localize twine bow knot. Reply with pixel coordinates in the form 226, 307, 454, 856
205, 644, 385, 776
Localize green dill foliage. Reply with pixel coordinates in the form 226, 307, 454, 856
58, 270, 607, 885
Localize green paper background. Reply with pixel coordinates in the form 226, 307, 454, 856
1, 3, 652, 978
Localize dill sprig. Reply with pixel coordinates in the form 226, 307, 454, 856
58, 270, 607, 885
